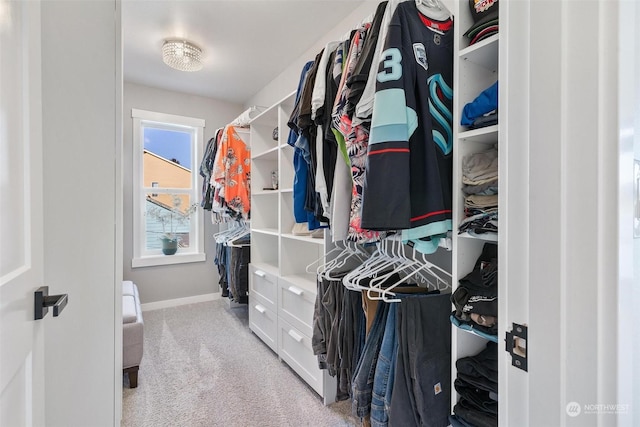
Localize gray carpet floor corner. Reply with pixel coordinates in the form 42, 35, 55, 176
122, 299, 360, 427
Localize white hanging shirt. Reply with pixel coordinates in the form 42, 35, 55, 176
310, 40, 341, 121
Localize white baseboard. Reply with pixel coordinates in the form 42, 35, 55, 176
141, 292, 221, 312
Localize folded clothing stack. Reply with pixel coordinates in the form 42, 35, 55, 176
451, 243, 498, 338
449, 342, 499, 427
461, 81, 498, 129
459, 147, 498, 237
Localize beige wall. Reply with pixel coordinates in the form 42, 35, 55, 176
124, 82, 243, 304
143, 151, 191, 188
144, 151, 191, 211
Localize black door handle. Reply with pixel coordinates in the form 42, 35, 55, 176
34, 286, 68, 320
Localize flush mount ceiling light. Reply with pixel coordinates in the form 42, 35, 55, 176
162, 39, 203, 72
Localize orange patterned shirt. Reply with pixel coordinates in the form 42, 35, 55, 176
211, 125, 251, 219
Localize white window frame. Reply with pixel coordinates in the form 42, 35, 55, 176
131, 108, 206, 268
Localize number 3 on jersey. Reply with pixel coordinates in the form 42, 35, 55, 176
377, 48, 402, 83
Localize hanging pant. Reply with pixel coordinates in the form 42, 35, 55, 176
351, 302, 390, 418
338, 288, 366, 400
389, 293, 451, 427
370, 303, 398, 427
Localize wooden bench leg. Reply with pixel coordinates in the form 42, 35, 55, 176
124, 366, 139, 388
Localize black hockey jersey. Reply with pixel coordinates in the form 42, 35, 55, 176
361, 1, 453, 243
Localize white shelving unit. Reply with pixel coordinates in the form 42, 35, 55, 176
247, 2, 508, 416
248, 91, 337, 404
452, 1, 501, 423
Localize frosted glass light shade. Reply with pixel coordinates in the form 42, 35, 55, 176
162, 40, 203, 72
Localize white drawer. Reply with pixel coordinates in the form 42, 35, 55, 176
278, 277, 316, 338
249, 265, 277, 310
249, 293, 277, 353
278, 318, 323, 396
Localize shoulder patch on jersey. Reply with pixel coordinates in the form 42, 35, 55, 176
413, 43, 428, 71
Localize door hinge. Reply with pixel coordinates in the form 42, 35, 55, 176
505, 322, 528, 372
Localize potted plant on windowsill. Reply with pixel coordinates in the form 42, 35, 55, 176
146, 194, 198, 255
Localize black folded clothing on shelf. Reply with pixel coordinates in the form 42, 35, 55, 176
453, 342, 499, 427
451, 243, 498, 332
454, 378, 498, 415
454, 398, 498, 427
459, 259, 498, 292
457, 342, 498, 391
460, 216, 498, 235
449, 413, 477, 427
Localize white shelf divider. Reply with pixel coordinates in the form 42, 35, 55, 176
249, 89, 335, 404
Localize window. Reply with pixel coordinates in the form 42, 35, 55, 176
131, 109, 205, 267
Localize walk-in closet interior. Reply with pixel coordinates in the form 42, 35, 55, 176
4, 0, 638, 425
121, 0, 640, 426
244, 1, 499, 425
154, 0, 498, 423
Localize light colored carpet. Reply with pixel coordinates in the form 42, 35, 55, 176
122, 299, 359, 427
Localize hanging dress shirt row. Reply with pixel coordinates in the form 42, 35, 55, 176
287, 0, 454, 254
200, 118, 253, 302
200, 125, 251, 223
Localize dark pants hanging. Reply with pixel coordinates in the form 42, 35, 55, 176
339, 288, 366, 400
389, 293, 452, 427
214, 242, 228, 296
227, 244, 250, 303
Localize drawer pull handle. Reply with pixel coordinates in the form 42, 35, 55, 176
254, 270, 266, 278
288, 329, 303, 343
255, 304, 266, 314
287, 286, 304, 296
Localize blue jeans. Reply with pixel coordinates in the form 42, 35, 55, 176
351, 301, 389, 418
370, 303, 398, 427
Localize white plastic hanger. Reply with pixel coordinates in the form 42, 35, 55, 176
305, 245, 348, 274
227, 226, 250, 246
378, 262, 438, 303
342, 240, 394, 291
366, 242, 421, 300
366, 239, 453, 302
415, 0, 453, 22
343, 240, 388, 284
314, 241, 349, 275
213, 220, 249, 244
213, 224, 234, 243
312, 241, 353, 278
322, 241, 368, 281
351, 238, 406, 290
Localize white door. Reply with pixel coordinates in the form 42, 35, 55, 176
500, 1, 635, 426
2, 1, 122, 425
0, 1, 46, 426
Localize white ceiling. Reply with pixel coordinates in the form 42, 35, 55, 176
123, 0, 367, 105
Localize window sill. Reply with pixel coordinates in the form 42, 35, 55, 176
132, 252, 206, 268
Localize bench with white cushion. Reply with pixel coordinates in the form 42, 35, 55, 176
123, 281, 143, 388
